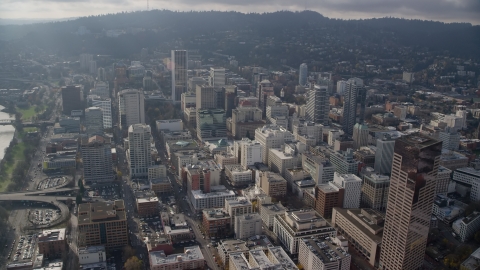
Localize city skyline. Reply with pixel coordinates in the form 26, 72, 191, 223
1, 1, 479, 25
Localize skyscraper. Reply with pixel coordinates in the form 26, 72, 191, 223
352, 123, 368, 149
88, 95, 112, 129
128, 124, 152, 178
61, 85, 83, 115
374, 134, 396, 174
84, 107, 103, 136
171, 50, 188, 101
118, 89, 145, 130
379, 133, 442, 270
342, 78, 364, 135
196, 85, 216, 109
81, 135, 113, 183
299, 63, 307, 86
209, 67, 226, 88
196, 109, 227, 141
305, 84, 329, 125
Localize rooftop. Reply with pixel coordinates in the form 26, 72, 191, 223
461, 247, 480, 270
78, 245, 106, 255
333, 208, 384, 242
260, 203, 286, 214
190, 188, 235, 199
249, 249, 279, 268
37, 229, 65, 243
229, 253, 254, 269
149, 246, 204, 266
398, 133, 440, 149
77, 200, 126, 225
301, 235, 350, 264
267, 246, 298, 269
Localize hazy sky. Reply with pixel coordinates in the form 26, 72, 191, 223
1, 0, 479, 25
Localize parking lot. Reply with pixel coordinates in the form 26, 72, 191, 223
36, 177, 66, 190
8, 234, 37, 263
29, 208, 60, 226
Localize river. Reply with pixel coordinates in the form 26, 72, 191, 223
0, 105, 15, 160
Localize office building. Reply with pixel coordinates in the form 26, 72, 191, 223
77, 200, 128, 249
361, 172, 390, 211
248, 249, 282, 269
273, 209, 336, 254
235, 213, 262, 239
229, 253, 254, 270
78, 246, 106, 265
267, 246, 298, 270
333, 172, 362, 209
240, 140, 263, 169
452, 167, 480, 202
189, 188, 235, 211
202, 208, 231, 238
225, 164, 252, 187
196, 85, 216, 109
225, 197, 253, 227
196, 109, 227, 141
210, 67, 226, 88
342, 78, 364, 135
259, 172, 287, 197
331, 208, 383, 267
150, 246, 204, 270
232, 107, 265, 140
374, 134, 396, 174
260, 203, 286, 229
61, 85, 83, 115
439, 127, 460, 151
330, 148, 360, 175
217, 239, 249, 266
453, 212, 480, 242
436, 166, 451, 195
81, 136, 114, 183
257, 80, 274, 118
90, 81, 110, 98
315, 182, 344, 218
298, 235, 351, 270
156, 119, 183, 133
336, 80, 347, 95
299, 63, 308, 86
37, 229, 66, 258
118, 89, 145, 129
268, 147, 302, 178
302, 154, 335, 185
88, 95, 112, 129
128, 124, 152, 178
255, 125, 295, 164
171, 50, 188, 101
188, 77, 206, 92
379, 133, 442, 270
440, 151, 469, 170
80, 53, 93, 69
305, 84, 329, 125
84, 107, 103, 135
353, 123, 368, 149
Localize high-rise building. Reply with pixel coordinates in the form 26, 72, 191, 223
353, 123, 368, 149
257, 80, 274, 118
315, 182, 344, 218
196, 109, 227, 141
128, 124, 152, 178
209, 67, 226, 88
379, 133, 442, 270
336, 80, 347, 95
97, 67, 106, 81
234, 213, 262, 239
77, 200, 128, 249
342, 78, 364, 135
61, 85, 83, 115
330, 148, 360, 175
439, 127, 460, 151
88, 96, 112, 129
299, 63, 308, 86
81, 136, 113, 183
214, 88, 226, 109
118, 89, 145, 130
305, 84, 329, 125
171, 50, 188, 101
361, 172, 390, 211
436, 166, 451, 195
374, 134, 397, 174
255, 125, 295, 164
80, 53, 93, 69
90, 81, 109, 98
84, 107, 103, 136
333, 172, 362, 209
232, 107, 264, 140
196, 85, 216, 109
240, 140, 263, 169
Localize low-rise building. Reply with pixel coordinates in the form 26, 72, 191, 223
259, 172, 287, 197
260, 203, 286, 229
149, 246, 205, 270
453, 212, 480, 242
292, 179, 316, 198
266, 246, 298, 269
150, 177, 173, 195
315, 182, 344, 218
161, 213, 195, 243
298, 235, 351, 270
273, 209, 336, 254
229, 252, 255, 270
225, 164, 253, 187
331, 208, 383, 267
235, 213, 262, 239
225, 197, 253, 228
135, 190, 159, 217
78, 245, 106, 265
249, 249, 282, 269
460, 247, 480, 270
215, 153, 238, 168
203, 208, 231, 238
37, 229, 66, 258
189, 186, 236, 211
440, 151, 469, 170
217, 239, 249, 266
432, 194, 465, 224
453, 167, 480, 202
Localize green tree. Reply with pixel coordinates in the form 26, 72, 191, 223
76, 194, 83, 205
122, 245, 136, 262
124, 256, 142, 270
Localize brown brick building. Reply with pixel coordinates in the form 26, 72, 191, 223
135, 190, 159, 217
202, 208, 231, 238
315, 183, 344, 218
37, 229, 66, 258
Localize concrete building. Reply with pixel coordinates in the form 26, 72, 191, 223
374, 134, 396, 174
439, 127, 460, 151
379, 134, 442, 270
88, 96, 112, 129
257, 80, 275, 118
150, 177, 172, 195
240, 140, 263, 169
61, 85, 83, 115
266, 246, 298, 269
331, 208, 382, 267
232, 107, 265, 139
292, 121, 324, 146
361, 172, 390, 211
302, 154, 335, 185
202, 208, 231, 237
189, 187, 236, 211
135, 190, 159, 217
436, 166, 452, 195
156, 119, 183, 132
235, 213, 262, 239
90, 81, 109, 98
196, 85, 216, 109
403, 72, 414, 83
171, 50, 188, 101
128, 124, 152, 178
196, 109, 227, 141
342, 78, 364, 135
209, 67, 226, 88
268, 148, 300, 178
77, 200, 128, 249
298, 235, 351, 270
181, 91, 196, 112
273, 209, 336, 254
299, 63, 308, 86
84, 107, 103, 135
453, 167, 480, 202
225, 197, 253, 227
78, 246, 106, 265
330, 148, 359, 175
225, 164, 253, 187
248, 249, 282, 269
333, 172, 362, 209
260, 203, 286, 229
255, 125, 295, 164
37, 229, 66, 258
432, 194, 464, 224
118, 89, 145, 129
229, 253, 255, 270
149, 246, 204, 270
440, 151, 469, 170
217, 239, 249, 266
336, 80, 346, 95
148, 164, 167, 179
315, 182, 344, 218
306, 84, 329, 125
259, 172, 287, 197
353, 123, 368, 149
453, 212, 480, 242
81, 136, 114, 183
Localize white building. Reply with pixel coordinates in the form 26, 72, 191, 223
266, 246, 298, 269
149, 246, 204, 270
453, 212, 480, 242
249, 249, 282, 269
436, 166, 452, 195
302, 154, 335, 185
305, 84, 329, 125
118, 89, 145, 129
333, 172, 362, 208
90, 81, 110, 98
84, 107, 103, 135
189, 187, 235, 210
299, 63, 308, 86
260, 203, 286, 229
336, 80, 347, 95
330, 148, 359, 175
148, 164, 167, 180
88, 95, 112, 129
273, 209, 336, 254
255, 125, 295, 164
78, 246, 106, 265
439, 127, 460, 151
209, 67, 226, 88
403, 72, 414, 83
241, 140, 263, 169
156, 119, 183, 132
352, 123, 368, 149
452, 167, 480, 202
225, 164, 253, 187
298, 235, 351, 270
225, 197, 253, 227
235, 213, 262, 239
128, 124, 152, 178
